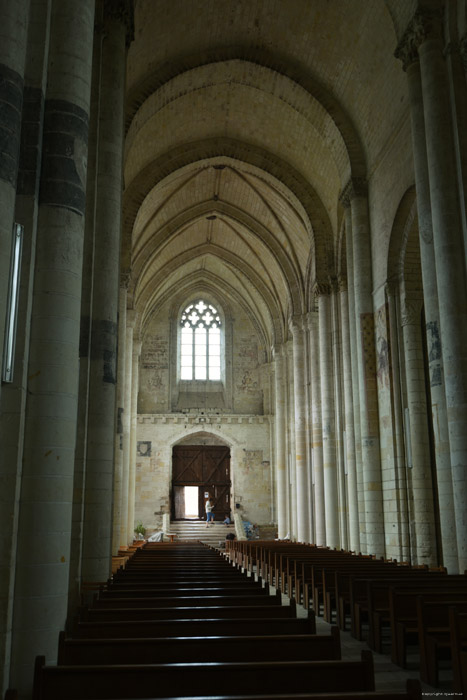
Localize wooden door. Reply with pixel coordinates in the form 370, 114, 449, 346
172, 445, 230, 521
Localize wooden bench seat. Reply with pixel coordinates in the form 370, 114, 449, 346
83, 602, 295, 622
71, 612, 316, 639
417, 598, 467, 686
98, 584, 269, 598
389, 586, 467, 667
58, 627, 341, 664
450, 608, 467, 696
80, 679, 422, 700
91, 590, 282, 609
32, 652, 375, 700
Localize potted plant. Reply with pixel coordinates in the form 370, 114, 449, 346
134, 521, 146, 540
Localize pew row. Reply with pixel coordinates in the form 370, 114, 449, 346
32, 651, 375, 700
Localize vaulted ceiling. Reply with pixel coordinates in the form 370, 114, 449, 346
123, 0, 413, 350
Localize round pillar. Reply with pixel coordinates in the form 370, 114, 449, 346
274, 345, 288, 538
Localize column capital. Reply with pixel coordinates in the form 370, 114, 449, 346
339, 177, 368, 207
458, 36, 467, 71
305, 310, 318, 331
120, 271, 131, 289
401, 297, 423, 327
312, 281, 332, 298
395, 9, 444, 69
104, 0, 135, 46
289, 314, 305, 335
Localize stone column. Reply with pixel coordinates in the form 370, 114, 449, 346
316, 286, 339, 548
340, 279, 359, 552
291, 316, 310, 543
286, 339, 297, 538
396, 28, 458, 571
341, 203, 366, 552
385, 282, 411, 563
400, 296, 437, 566
332, 281, 348, 550
274, 345, 288, 538
342, 178, 384, 557
120, 320, 133, 546
10, 1, 95, 694
81, 0, 130, 583
410, 10, 467, 571
112, 280, 128, 555
0, 0, 30, 396
307, 310, 325, 545
127, 341, 141, 541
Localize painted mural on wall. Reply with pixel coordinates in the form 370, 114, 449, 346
426, 320, 443, 388
375, 304, 390, 390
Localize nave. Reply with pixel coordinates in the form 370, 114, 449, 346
6, 541, 466, 700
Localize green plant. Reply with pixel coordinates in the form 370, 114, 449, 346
134, 521, 146, 536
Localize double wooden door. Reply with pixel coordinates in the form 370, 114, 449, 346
172, 445, 231, 521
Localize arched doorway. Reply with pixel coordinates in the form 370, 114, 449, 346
171, 442, 231, 522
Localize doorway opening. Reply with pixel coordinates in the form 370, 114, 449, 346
171, 444, 231, 521
184, 486, 199, 518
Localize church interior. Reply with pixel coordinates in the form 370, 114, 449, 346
1, 0, 467, 697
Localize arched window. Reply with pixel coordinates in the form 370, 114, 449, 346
180, 300, 221, 380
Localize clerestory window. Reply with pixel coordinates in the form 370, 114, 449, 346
180, 300, 221, 381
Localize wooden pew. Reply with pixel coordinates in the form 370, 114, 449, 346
58, 626, 341, 664
98, 584, 269, 598
82, 602, 296, 622
71, 612, 316, 639
389, 586, 467, 668
417, 598, 467, 686
79, 679, 423, 700
91, 590, 282, 609
32, 651, 375, 699
450, 608, 467, 697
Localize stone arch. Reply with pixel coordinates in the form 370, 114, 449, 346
131, 199, 303, 317
136, 245, 287, 346
387, 185, 417, 286
124, 48, 366, 181
122, 140, 335, 290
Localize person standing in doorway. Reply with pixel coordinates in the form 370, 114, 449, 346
205, 499, 214, 527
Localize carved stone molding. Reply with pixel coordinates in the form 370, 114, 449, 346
104, 0, 135, 46
395, 9, 444, 69
337, 274, 347, 293
339, 177, 368, 208
120, 271, 131, 289
401, 297, 423, 327
289, 314, 305, 335
312, 281, 332, 298
460, 36, 467, 71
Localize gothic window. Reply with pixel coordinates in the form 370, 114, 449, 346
180, 300, 222, 381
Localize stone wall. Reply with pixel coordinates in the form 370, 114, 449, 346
135, 415, 272, 531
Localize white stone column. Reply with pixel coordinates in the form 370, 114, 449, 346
400, 295, 437, 566
307, 310, 325, 545
340, 203, 366, 552
342, 178, 384, 557
385, 282, 411, 563
10, 1, 95, 694
397, 31, 458, 571
316, 286, 339, 548
291, 316, 310, 543
120, 320, 133, 546
340, 279, 359, 552
286, 339, 297, 538
81, 1, 129, 583
112, 280, 129, 555
127, 341, 141, 541
274, 345, 288, 538
332, 281, 348, 550
412, 11, 467, 571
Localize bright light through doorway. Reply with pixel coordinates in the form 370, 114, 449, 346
184, 486, 199, 518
